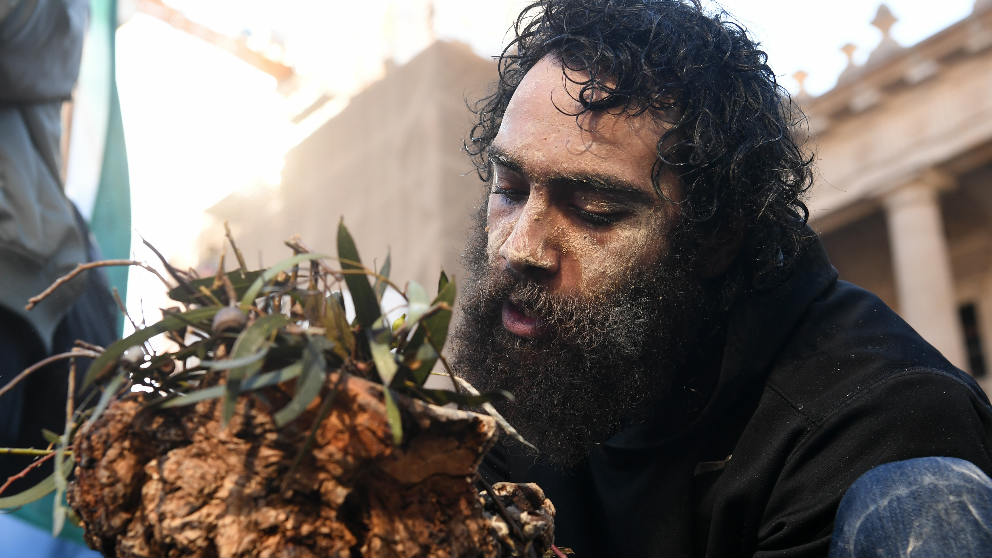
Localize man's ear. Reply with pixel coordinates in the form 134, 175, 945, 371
696, 227, 743, 278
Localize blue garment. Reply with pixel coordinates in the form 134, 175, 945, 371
830, 457, 992, 557
0, 510, 100, 558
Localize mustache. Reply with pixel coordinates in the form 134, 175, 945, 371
473, 267, 582, 330
470, 265, 652, 357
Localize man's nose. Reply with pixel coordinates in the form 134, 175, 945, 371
498, 195, 560, 278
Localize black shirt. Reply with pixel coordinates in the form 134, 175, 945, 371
482, 237, 992, 557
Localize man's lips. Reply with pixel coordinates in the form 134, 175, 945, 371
501, 299, 543, 338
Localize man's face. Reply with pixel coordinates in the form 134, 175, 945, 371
453, 55, 710, 468
485, 55, 681, 330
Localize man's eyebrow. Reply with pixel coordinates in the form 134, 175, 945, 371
488, 145, 657, 204
487, 146, 524, 174
550, 174, 656, 205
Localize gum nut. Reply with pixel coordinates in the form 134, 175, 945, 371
212, 306, 248, 332
122, 345, 145, 365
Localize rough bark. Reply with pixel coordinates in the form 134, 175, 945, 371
68, 374, 554, 557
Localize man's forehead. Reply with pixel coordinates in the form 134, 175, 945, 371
487, 143, 659, 203
491, 56, 672, 196
505, 55, 667, 143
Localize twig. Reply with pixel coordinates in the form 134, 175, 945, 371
141, 238, 199, 303
210, 250, 227, 294
338, 266, 404, 295
453, 374, 537, 452
0, 448, 60, 456
0, 451, 57, 497
427, 332, 466, 397
219, 273, 237, 306
284, 238, 342, 281
224, 221, 248, 278
65, 358, 75, 442
112, 288, 154, 356
112, 287, 140, 333
197, 285, 224, 306
73, 340, 105, 353
210, 251, 238, 305
26, 261, 171, 311
0, 350, 101, 400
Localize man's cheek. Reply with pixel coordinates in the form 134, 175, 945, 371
485, 214, 513, 261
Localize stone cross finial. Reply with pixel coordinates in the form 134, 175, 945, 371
841, 43, 857, 66
867, 3, 902, 64
837, 42, 860, 85
871, 4, 897, 39
793, 70, 809, 97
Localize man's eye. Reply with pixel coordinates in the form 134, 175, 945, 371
573, 207, 625, 226
491, 185, 527, 202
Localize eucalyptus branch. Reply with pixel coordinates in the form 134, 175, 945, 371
0, 448, 63, 456
26, 261, 171, 310
0, 451, 58, 497
0, 350, 101, 400
337, 267, 405, 295
73, 340, 105, 353
112, 287, 154, 355
224, 221, 248, 277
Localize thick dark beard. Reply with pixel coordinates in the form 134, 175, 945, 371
449, 206, 715, 468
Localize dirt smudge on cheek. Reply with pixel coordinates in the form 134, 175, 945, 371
563, 214, 666, 293
485, 213, 513, 262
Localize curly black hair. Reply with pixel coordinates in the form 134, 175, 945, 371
466, 0, 814, 302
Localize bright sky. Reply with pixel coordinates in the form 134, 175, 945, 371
114, 0, 979, 329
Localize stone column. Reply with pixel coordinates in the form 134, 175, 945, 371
978, 273, 992, 394
883, 170, 968, 370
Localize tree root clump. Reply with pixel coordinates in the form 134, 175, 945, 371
68, 374, 554, 557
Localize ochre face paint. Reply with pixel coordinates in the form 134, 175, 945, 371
485, 55, 682, 299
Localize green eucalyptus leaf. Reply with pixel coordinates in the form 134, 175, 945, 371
200, 349, 268, 370
403, 279, 456, 384
437, 270, 449, 294
167, 269, 263, 304
323, 293, 354, 360
82, 306, 222, 388
368, 328, 399, 388
157, 362, 303, 409
82, 374, 126, 431
419, 388, 513, 407
53, 468, 67, 536
404, 281, 430, 326
373, 251, 391, 300
301, 289, 324, 324
41, 429, 61, 444
0, 459, 70, 509
337, 220, 381, 329
223, 314, 289, 426
239, 253, 328, 307
53, 365, 77, 537
383, 387, 403, 445
424, 278, 456, 349
273, 341, 327, 427
408, 343, 438, 385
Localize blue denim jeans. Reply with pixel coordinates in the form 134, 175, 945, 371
829, 457, 992, 557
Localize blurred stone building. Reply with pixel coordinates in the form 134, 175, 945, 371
201, 2, 992, 390
807, 2, 992, 392
200, 39, 493, 295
